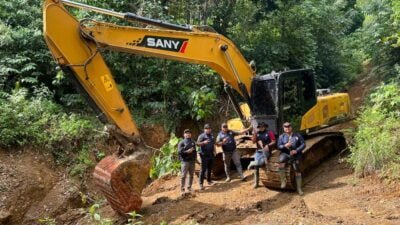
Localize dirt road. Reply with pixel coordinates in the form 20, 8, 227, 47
138, 151, 400, 225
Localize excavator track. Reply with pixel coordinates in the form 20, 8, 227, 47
260, 132, 347, 189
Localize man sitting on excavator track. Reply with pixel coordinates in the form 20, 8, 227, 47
277, 122, 306, 195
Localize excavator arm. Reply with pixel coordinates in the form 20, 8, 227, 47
44, 0, 255, 139
43, 0, 255, 213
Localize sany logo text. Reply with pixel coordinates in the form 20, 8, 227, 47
134, 36, 188, 53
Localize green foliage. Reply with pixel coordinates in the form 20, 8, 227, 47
190, 86, 217, 121
349, 82, 400, 179
150, 134, 181, 179
88, 203, 113, 225
353, 0, 400, 79
227, 0, 361, 89
0, 88, 104, 165
37, 217, 56, 225
125, 211, 144, 225
0, 1, 56, 92
69, 146, 96, 177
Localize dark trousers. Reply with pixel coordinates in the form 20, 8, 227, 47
279, 152, 301, 172
199, 156, 214, 184
181, 160, 195, 190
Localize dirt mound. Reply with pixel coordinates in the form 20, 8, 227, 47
0, 149, 87, 225
140, 124, 169, 149
0, 149, 59, 224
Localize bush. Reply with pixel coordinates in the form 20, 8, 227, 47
349, 82, 400, 179
150, 134, 181, 179
0, 88, 104, 165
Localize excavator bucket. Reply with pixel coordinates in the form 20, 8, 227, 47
93, 150, 151, 214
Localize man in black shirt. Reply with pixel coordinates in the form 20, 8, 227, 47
197, 124, 216, 190
178, 129, 197, 192
251, 122, 276, 188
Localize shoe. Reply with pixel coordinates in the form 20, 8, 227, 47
225, 177, 231, 183
187, 187, 192, 192
248, 161, 255, 170
240, 175, 247, 182
297, 188, 304, 196
207, 181, 214, 186
199, 184, 204, 190
280, 178, 287, 189
279, 168, 287, 189
296, 176, 304, 196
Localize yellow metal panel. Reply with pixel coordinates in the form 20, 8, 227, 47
300, 93, 351, 131
227, 118, 245, 131
239, 103, 251, 119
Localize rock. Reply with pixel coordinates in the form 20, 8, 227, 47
152, 196, 170, 205
385, 215, 399, 220
0, 210, 11, 224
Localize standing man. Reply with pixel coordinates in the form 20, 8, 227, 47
251, 122, 276, 188
197, 124, 216, 190
178, 129, 197, 193
216, 123, 251, 182
277, 122, 306, 195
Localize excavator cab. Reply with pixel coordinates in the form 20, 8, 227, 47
251, 69, 317, 134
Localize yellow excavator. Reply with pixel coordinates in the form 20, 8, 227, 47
43, 0, 351, 214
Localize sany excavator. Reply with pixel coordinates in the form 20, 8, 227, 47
43, 0, 351, 214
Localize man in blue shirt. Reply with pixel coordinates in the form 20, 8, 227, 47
197, 124, 216, 190
178, 129, 197, 193
216, 123, 251, 182
277, 122, 306, 195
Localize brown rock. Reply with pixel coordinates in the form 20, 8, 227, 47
0, 210, 11, 225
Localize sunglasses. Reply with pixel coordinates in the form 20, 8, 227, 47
222, 126, 228, 128
283, 125, 292, 128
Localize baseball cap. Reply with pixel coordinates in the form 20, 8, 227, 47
283, 122, 292, 128
184, 129, 192, 134
257, 122, 268, 128
204, 124, 211, 129
221, 123, 228, 128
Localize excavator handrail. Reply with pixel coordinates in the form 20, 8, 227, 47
61, 0, 193, 31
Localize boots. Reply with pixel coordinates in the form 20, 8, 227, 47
187, 176, 193, 191
238, 167, 246, 181
296, 175, 304, 196
253, 167, 259, 188
279, 168, 287, 189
